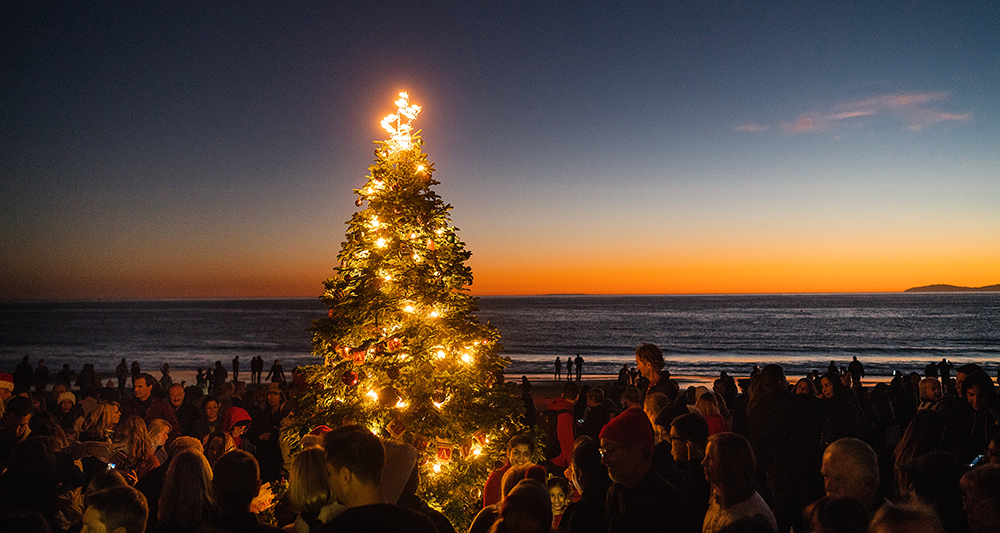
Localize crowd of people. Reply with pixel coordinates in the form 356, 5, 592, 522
485, 345, 999, 533
1, 347, 998, 533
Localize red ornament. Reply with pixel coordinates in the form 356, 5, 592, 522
386, 337, 403, 352
341, 370, 358, 387
355, 196, 364, 207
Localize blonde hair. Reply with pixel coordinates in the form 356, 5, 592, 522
82, 401, 119, 439
695, 391, 720, 417
288, 447, 336, 514
159, 450, 216, 528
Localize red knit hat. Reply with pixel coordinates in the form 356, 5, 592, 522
598, 407, 654, 456
0, 373, 13, 391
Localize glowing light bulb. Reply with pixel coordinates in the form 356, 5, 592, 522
370, 216, 380, 228
436, 350, 446, 359
409, 233, 417, 239
382, 92, 422, 153
429, 310, 439, 318
435, 228, 444, 235
413, 254, 422, 262
472, 446, 482, 456
373, 180, 384, 189
395, 399, 407, 409
366, 390, 378, 401
417, 165, 425, 172
375, 238, 387, 248
461, 353, 472, 364
432, 463, 441, 473
403, 305, 415, 313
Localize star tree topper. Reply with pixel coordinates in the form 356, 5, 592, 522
380, 92, 422, 153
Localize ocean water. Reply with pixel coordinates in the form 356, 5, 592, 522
1, 294, 998, 381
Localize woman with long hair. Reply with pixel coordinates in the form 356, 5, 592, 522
155, 449, 218, 533
112, 415, 159, 484
701, 432, 776, 533
287, 447, 343, 532
79, 401, 120, 442
695, 392, 728, 436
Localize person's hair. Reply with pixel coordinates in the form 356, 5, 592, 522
203, 430, 235, 465
212, 450, 260, 512
587, 387, 606, 404
500, 464, 548, 501
901, 451, 968, 533
893, 410, 945, 470
961, 370, 997, 410
570, 435, 609, 491
805, 495, 870, 533
619, 386, 641, 406
758, 364, 786, 392
670, 412, 709, 448
168, 383, 184, 394
324, 425, 384, 485
795, 378, 817, 397
202, 395, 220, 412
114, 415, 154, 472
81, 401, 119, 438
561, 381, 579, 400
828, 438, 879, 490
288, 447, 336, 515
695, 391, 720, 417
168, 435, 203, 457
960, 464, 1000, 518
955, 364, 984, 376
869, 503, 944, 533
85, 468, 128, 505
635, 343, 664, 370
707, 432, 756, 507
547, 476, 569, 494
489, 479, 551, 533
148, 418, 171, 440
136, 373, 156, 389
508, 433, 535, 453
644, 392, 670, 418
87, 486, 148, 533
158, 450, 216, 528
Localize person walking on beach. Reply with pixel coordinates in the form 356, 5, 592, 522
848, 356, 865, 387
265, 359, 285, 384
232, 356, 240, 382
554, 358, 562, 381
574, 354, 583, 381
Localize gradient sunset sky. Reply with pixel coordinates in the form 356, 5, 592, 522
3, 2, 998, 300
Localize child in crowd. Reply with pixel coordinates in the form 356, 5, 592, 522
547, 476, 570, 531
918, 377, 945, 411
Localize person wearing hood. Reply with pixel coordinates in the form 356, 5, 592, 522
222, 406, 255, 455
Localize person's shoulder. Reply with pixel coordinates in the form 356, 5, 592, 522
325, 503, 438, 533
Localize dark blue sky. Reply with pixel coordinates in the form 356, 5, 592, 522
3, 1, 998, 298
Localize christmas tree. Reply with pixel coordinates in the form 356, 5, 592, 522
294, 92, 525, 527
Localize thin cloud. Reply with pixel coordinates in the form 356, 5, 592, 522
754, 91, 970, 134
734, 123, 769, 132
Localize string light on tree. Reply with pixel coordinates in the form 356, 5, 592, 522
295, 91, 524, 530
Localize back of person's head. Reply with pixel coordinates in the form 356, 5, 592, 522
212, 449, 261, 512
960, 464, 1000, 533
85, 470, 128, 504
168, 435, 203, 457
805, 495, 870, 533
669, 412, 709, 448
634, 343, 664, 370
869, 503, 944, 533
707, 432, 756, 506
901, 451, 968, 533
159, 449, 215, 526
289, 447, 336, 515
561, 381, 579, 400
759, 364, 787, 392
87, 485, 149, 533
324, 425, 384, 485
894, 409, 945, 467
587, 387, 606, 404
643, 392, 669, 418
570, 435, 609, 490
828, 437, 879, 488
500, 464, 548, 500
490, 479, 552, 533
618, 385, 639, 406
695, 391, 720, 416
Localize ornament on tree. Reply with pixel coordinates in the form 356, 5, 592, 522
386, 366, 400, 380
378, 386, 400, 407
341, 370, 359, 387
356, 195, 364, 207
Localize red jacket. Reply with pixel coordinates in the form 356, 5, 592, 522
550, 397, 576, 468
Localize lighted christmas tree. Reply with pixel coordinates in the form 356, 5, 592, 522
294, 92, 525, 527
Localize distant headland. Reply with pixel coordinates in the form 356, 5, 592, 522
904, 284, 1000, 292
